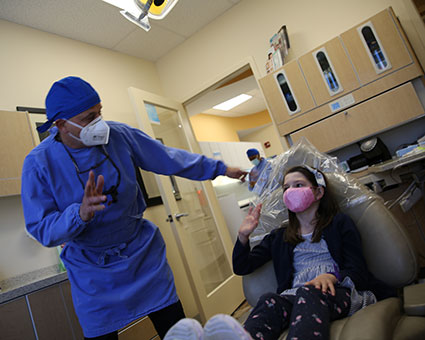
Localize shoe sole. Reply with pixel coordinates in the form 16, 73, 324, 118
204, 314, 252, 340
164, 318, 204, 340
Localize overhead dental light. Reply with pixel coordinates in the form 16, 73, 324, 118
102, 0, 179, 31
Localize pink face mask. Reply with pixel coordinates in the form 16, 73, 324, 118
283, 187, 316, 213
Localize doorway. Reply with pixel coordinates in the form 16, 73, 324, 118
128, 87, 245, 322
182, 62, 284, 244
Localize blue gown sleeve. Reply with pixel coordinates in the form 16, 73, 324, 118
119, 123, 227, 180
21, 156, 88, 247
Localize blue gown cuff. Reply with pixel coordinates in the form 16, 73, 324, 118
74, 203, 90, 226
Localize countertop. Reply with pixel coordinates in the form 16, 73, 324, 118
0, 265, 68, 304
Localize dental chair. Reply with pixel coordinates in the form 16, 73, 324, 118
242, 139, 425, 340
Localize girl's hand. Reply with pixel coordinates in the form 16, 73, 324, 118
238, 204, 262, 245
305, 273, 338, 296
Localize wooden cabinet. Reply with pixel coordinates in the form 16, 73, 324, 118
0, 297, 36, 340
0, 280, 159, 340
298, 37, 361, 107
0, 110, 35, 196
259, 60, 316, 125
259, 6, 424, 153
340, 8, 413, 85
290, 82, 425, 152
60, 281, 85, 339
0, 281, 83, 340
27, 284, 76, 340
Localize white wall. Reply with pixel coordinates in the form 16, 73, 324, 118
0, 20, 164, 127
156, 0, 425, 102
0, 196, 58, 280
240, 124, 284, 158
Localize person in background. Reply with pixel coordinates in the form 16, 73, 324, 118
246, 148, 270, 194
21, 76, 247, 340
164, 165, 394, 340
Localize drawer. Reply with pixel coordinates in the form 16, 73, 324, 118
289, 82, 424, 152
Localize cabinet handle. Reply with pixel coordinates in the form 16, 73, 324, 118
344, 111, 348, 116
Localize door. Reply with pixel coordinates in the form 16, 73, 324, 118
128, 87, 244, 322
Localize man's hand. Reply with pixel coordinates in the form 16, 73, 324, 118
225, 167, 248, 182
79, 170, 107, 222
238, 204, 262, 245
305, 273, 338, 296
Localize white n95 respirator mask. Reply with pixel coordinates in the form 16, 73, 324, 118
66, 116, 110, 146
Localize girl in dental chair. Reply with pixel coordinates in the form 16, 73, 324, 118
165, 166, 394, 340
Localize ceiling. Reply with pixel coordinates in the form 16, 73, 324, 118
186, 74, 266, 118
0, 0, 241, 62
0, 0, 268, 119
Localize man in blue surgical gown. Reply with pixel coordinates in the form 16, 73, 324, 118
21, 76, 247, 340
246, 148, 271, 195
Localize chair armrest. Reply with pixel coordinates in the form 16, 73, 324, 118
340, 297, 402, 340
404, 282, 425, 316
242, 261, 277, 307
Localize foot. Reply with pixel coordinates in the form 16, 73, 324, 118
204, 314, 253, 340
163, 318, 204, 340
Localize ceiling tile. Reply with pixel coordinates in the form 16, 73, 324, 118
0, 0, 241, 61
0, 0, 136, 49
112, 22, 186, 61
156, 0, 241, 37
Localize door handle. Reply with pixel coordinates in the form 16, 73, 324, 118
174, 213, 189, 221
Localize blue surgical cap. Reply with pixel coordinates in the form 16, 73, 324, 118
37, 76, 101, 133
246, 148, 260, 157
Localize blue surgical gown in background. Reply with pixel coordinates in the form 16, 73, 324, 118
248, 158, 271, 195
21, 122, 227, 337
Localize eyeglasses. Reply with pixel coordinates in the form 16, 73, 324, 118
62, 144, 121, 205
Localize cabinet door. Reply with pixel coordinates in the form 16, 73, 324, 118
298, 37, 361, 107
0, 111, 35, 196
290, 82, 424, 152
0, 297, 36, 340
259, 60, 316, 125
27, 284, 74, 340
60, 281, 84, 339
340, 8, 412, 85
